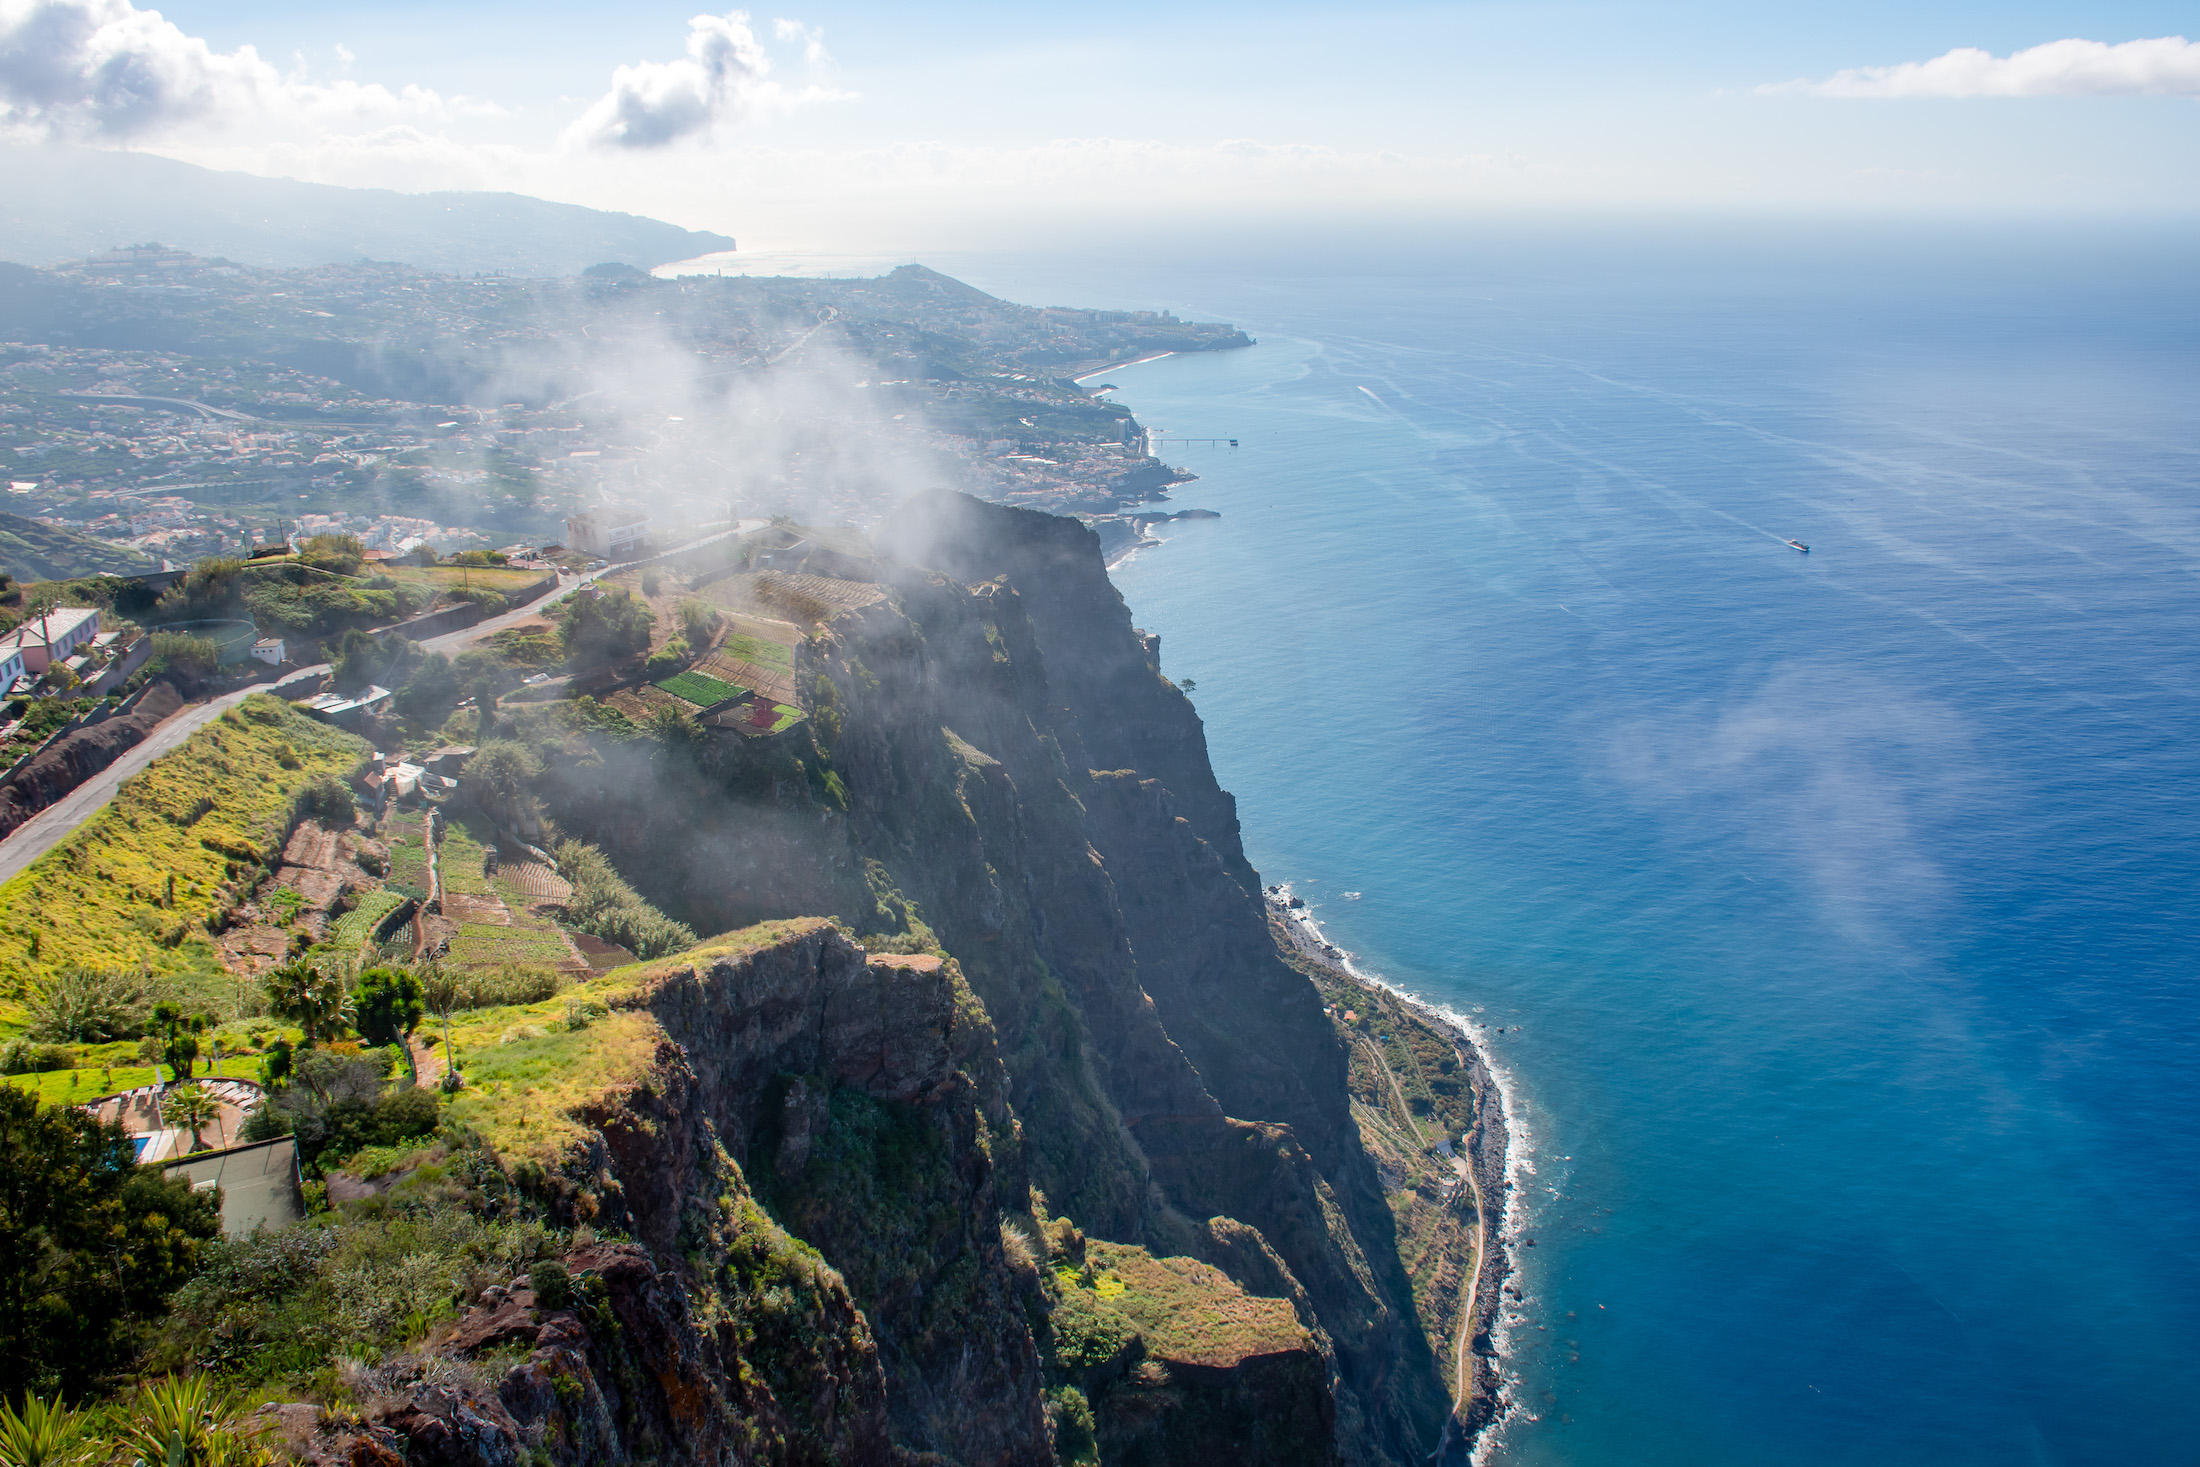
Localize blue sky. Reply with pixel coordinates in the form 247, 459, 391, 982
4, 0, 2196, 246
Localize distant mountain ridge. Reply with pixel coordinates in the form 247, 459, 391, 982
0, 147, 735, 278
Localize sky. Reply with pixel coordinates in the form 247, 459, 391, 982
0, 0, 2195, 249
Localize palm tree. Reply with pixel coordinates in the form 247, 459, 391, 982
262, 962, 355, 1045
159, 1082, 223, 1152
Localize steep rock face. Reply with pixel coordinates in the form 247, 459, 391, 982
518, 493, 1464, 1461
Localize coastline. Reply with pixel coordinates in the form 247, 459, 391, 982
1265, 886, 1514, 1460
1073, 350, 1177, 382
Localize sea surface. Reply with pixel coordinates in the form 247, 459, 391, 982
943, 222, 2200, 1466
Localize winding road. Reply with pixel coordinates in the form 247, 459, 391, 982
0, 525, 753, 886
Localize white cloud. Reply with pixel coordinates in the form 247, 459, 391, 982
773, 18, 828, 67
0, 0, 476, 140
1777, 35, 2200, 99
564, 10, 778, 150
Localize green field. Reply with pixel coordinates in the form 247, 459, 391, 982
655, 669, 744, 708
720, 628, 793, 673
2, 1053, 265, 1104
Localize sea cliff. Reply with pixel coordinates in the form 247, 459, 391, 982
272, 491, 1505, 1464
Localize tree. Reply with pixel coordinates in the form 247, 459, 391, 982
419, 964, 463, 1090
148, 1003, 209, 1083
557, 588, 653, 669
0, 1087, 220, 1401
394, 651, 458, 719
330, 628, 386, 693
158, 1083, 222, 1153
465, 739, 542, 806
350, 968, 424, 1048
677, 598, 718, 647
261, 963, 353, 1045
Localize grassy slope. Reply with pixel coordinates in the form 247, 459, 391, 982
0, 510, 155, 581
437, 919, 828, 1163
1084, 1240, 1310, 1366
0, 694, 368, 1025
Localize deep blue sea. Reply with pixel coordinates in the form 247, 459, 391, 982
943, 222, 2200, 1466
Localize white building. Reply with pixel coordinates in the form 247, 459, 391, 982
0, 606, 99, 674
250, 637, 285, 666
564, 506, 651, 560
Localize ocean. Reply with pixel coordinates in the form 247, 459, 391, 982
944, 221, 2200, 1465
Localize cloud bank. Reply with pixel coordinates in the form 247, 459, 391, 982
1780, 35, 2200, 99
0, 0, 470, 139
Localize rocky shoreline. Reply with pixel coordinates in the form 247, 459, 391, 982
1265, 888, 1513, 1460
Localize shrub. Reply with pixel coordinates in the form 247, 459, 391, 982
25, 967, 148, 1042
147, 631, 221, 676
295, 772, 356, 827
0, 1041, 76, 1075
529, 1259, 572, 1311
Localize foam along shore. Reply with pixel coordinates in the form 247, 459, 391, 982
1264, 884, 1516, 1458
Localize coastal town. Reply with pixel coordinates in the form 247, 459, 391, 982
0, 247, 1247, 582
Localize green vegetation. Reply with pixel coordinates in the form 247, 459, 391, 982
0, 1086, 220, 1400
550, 841, 696, 959
350, 967, 424, 1047
1275, 919, 1486, 1392
240, 1048, 435, 1174
0, 695, 368, 1015
151, 1177, 561, 1385
441, 1003, 658, 1164
718, 626, 794, 673
555, 588, 652, 669
653, 669, 742, 707
1083, 1241, 1307, 1367
329, 889, 409, 949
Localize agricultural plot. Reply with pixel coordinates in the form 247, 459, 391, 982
655, 670, 745, 708
422, 814, 586, 976
697, 612, 803, 707
330, 889, 410, 948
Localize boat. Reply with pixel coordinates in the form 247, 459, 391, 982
1786, 540, 1809, 553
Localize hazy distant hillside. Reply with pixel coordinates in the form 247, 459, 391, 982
0, 511, 154, 582
0, 147, 734, 278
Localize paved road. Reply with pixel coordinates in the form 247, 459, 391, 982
0, 524, 757, 884
0, 666, 329, 886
